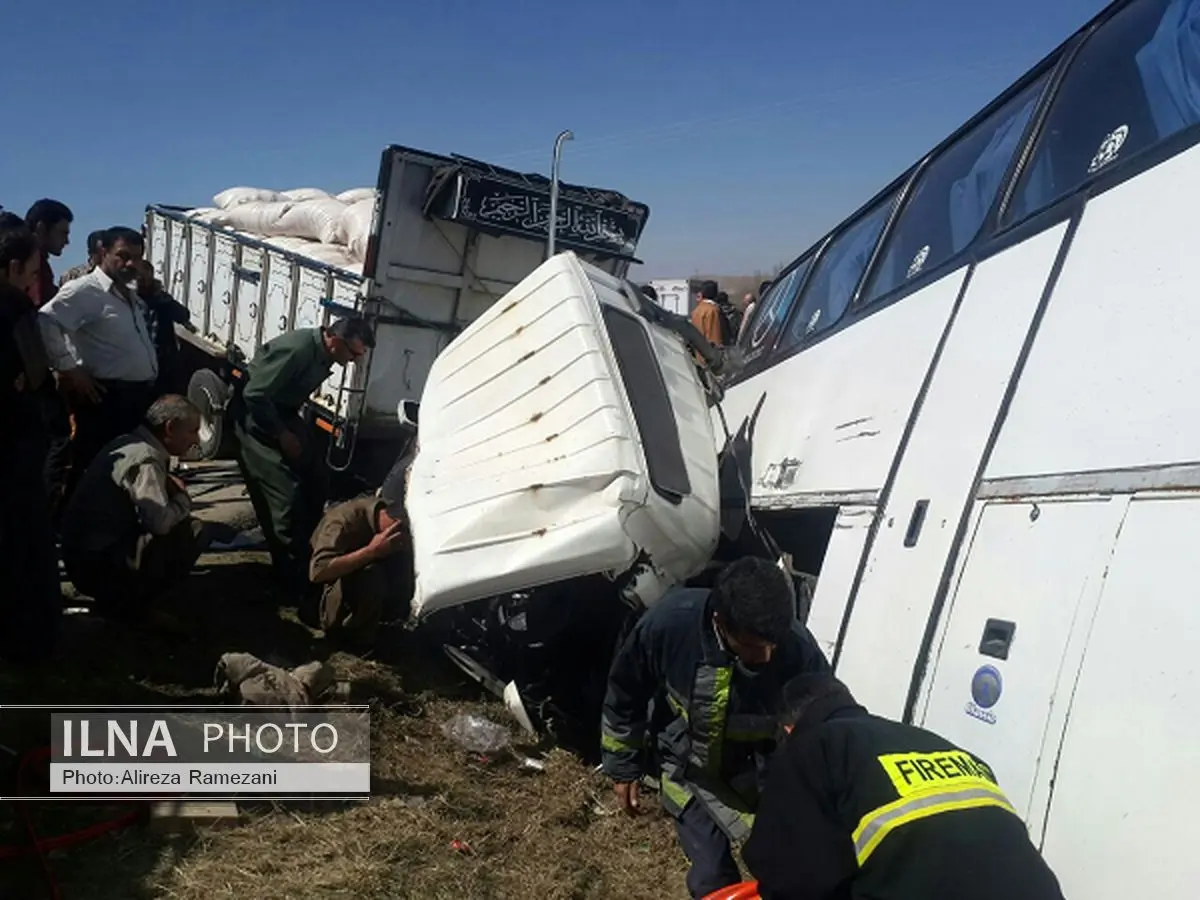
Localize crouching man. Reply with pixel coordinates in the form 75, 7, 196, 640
741, 674, 1066, 900
61, 394, 212, 619
601, 557, 831, 899
308, 460, 412, 649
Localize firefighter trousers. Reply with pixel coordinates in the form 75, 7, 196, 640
674, 800, 743, 899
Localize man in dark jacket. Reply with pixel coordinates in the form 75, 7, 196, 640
601, 557, 831, 899
134, 259, 192, 395
742, 674, 1066, 900
24, 198, 73, 307
0, 226, 62, 663
233, 316, 374, 591
24, 200, 76, 520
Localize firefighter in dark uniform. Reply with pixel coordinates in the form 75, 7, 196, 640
601, 557, 831, 899
233, 316, 374, 591
742, 674, 1067, 900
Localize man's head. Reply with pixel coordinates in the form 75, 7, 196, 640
743, 293, 755, 309
779, 673, 858, 734
25, 199, 73, 257
133, 258, 160, 296
0, 227, 41, 294
710, 557, 797, 669
378, 454, 409, 529
144, 394, 202, 458
759, 280, 773, 298
98, 226, 145, 285
699, 280, 719, 302
323, 316, 376, 365
85, 229, 107, 268
0, 211, 26, 232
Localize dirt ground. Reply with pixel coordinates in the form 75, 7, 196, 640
0, 462, 690, 899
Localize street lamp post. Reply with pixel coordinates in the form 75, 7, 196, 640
548, 129, 574, 259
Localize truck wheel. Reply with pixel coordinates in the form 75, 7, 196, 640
188, 368, 233, 460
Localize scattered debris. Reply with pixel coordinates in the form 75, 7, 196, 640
214, 652, 336, 706
149, 801, 243, 834
441, 713, 511, 755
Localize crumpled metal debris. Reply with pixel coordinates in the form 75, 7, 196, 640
214, 652, 336, 706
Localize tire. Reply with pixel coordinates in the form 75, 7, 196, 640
187, 368, 233, 461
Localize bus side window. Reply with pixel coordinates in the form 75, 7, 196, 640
743, 256, 813, 362
1006, 0, 1200, 224
863, 73, 1050, 304
777, 191, 898, 353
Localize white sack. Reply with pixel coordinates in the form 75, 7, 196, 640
258, 235, 361, 273
338, 198, 375, 261
214, 200, 296, 234
213, 187, 282, 209
301, 241, 359, 269
186, 207, 222, 222
262, 236, 314, 252
273, 197, 347, 244
336, 188, 377, 204
281, 188, 332, 202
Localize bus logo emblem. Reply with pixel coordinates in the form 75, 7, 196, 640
965, 665, 1002, 725
908, 245, 931, 279
1089, 125, 1129, 174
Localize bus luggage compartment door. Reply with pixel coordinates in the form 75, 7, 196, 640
913, 496, 1126, 825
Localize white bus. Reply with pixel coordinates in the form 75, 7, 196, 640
717, 0, 1200, 895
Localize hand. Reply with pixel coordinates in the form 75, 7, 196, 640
366, 520, 406, 560
614, 781, 641, 816
57, 368, 105, 405
278, 430, 303, 462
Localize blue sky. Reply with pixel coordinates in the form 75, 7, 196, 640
1, 0, 1107, 278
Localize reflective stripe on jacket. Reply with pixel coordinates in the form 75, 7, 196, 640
600, 586, 830, 841
742, 693, 1067, 900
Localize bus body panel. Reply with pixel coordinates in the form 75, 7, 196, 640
915, 496, 1128, 828
835, 223, 1069, 718
803, 505, 875, 658
1039, 494, 1200, 899
987, 143, 1200, 481
718, 269, 968, 506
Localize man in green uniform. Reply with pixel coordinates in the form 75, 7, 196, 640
233, 316, 375, 592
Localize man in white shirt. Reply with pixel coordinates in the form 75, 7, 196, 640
38, 226, 160, 497
60, 394, 211, 620
737, 292, 757, 343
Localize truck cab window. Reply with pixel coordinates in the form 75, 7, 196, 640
863, 74, 1049, 304
778, 191, 898, 353
1006, 0, 1200, 225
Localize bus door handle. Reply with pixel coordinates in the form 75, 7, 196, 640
903, 499, 929, 548
979, 618, 1016, 660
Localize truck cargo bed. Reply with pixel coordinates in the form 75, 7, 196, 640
147, 145, 650, 464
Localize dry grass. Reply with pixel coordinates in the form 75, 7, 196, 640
0, 549, 689, 900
